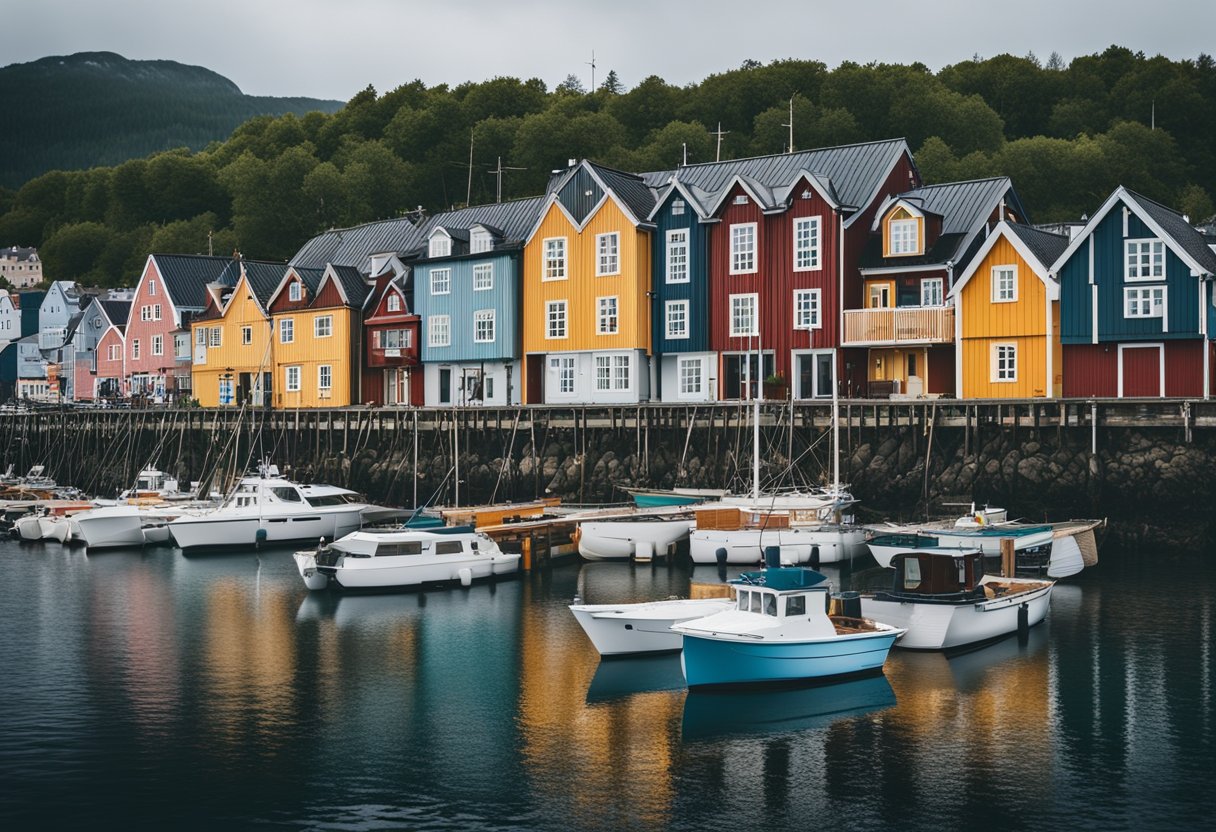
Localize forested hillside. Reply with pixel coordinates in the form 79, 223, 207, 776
2, 47, 1214, 287
0, 52, 343, 187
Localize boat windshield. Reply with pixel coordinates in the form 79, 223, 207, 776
785, 595, 806, 617
270, 487, 302, 503
306, 495, 348, 506
376, 541, 422, 557
763, 594, 777, 617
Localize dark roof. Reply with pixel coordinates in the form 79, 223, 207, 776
2, 246, 37, 262
327, 264, 370, 308
647, 138, 912, 217
239, 261, 290, 306
291, 266, 327, 295
98, 299, 131, 326
591, 163, 657, 222
1124, 189, 1216, 274
1006, 223, 1069, 271
860, 177, 1019, 270
415, 197, 546, 255
149, 254, 244, 309
62, 311, 85, 343
290, 217, 426, 273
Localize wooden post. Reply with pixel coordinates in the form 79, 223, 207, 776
1000, 537, 1016, 578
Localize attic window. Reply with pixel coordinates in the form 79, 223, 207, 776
671, 199, 686, 216
429, 235, 451, 258
470, 229, 492, 254
387, 294, 401, 312
889, 218, 919, 255
289, 282, 302, 302
734, 195, 749, 205
801, 189, 813, 200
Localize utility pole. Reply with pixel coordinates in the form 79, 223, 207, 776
466, 129, 475, 206
207, 230, 213, 257
489, 157, 526, 204
712, 122, 730, 162
586, 50, 597, 91
682, 142, 688, 167
782, 93, 797, 153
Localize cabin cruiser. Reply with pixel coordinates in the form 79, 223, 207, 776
293, 525, 520, 590
689, 501, 868, 565
860, 549, 1054, 651
672, 564, 904, 688
73, 504, 181, 549
168, 465, 375, 551
569, 597, 735, 655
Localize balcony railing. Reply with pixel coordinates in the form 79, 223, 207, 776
842, 306, 954, 346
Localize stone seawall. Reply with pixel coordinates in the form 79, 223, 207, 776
4, 402, 1212, 550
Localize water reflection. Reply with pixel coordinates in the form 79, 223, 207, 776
585, 654, 686, 704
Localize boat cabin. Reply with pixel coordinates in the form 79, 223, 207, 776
732, 568, 831, 619
888, 550, 985, 598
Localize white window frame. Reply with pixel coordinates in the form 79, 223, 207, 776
991, 265, 1017, 303
148, 279, 156, 297
473, 263, 493, 291
132, 339, 141, 359
793, 216, 821, 271
208, 327, 221, 348
387, 293, 402, 312
314, 315, 333, 338
108, 344, 120, 362
678, 356, 704, 396
318, 365, 332, 390
1125, 239, 1166, 282
730, 293, 759, 337
671, 199, 686, 216
665, 300, 689, 340
597, 296, 619, 335
793, 289, 821, 330
280, 318, 294, 344
430, 268, 451, 296
596, 232, 620, 276
921, 277, 945, 307
1124, 286, 1166, 319
546, 300, 567, 339
889, 218, 918, 255
730, 223, 758, 275
141, 306, 151, 322
428, 314, 451, 347
285, 365, 301, 392
543, 237, 567, 281
595, 353, 630, 391
153, 304, 161, 320
666, 229, 689, 284
241, 326, 252, 345
429, 233, 451, 258
470, 229, 493, 254
991, 343, 1017, 383
473, 309, 495, 343
289, 282, 302, 302
151, 334, 163, 356
554, 356, 576, 394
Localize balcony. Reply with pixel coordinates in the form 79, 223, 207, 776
842, 306, 954, 346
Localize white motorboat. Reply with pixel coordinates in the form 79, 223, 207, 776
576, 517, 693, 561
866, 525, 1054, 569
569, 597, 734, 655
168, 465, 373, 551
690, 518, 868, 565
861, 549, 1054, 650
293, 525, 521, 591
74, 504, 180, 550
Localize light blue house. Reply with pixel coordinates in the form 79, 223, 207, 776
411, 197, 544, 406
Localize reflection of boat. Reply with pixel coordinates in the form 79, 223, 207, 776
569, 597, 733, 655
585, 653, 687, 703
861, 549, 1053, 650
682, 674, 896, 740
673, 566, 904, 688
294, 525, 520, 591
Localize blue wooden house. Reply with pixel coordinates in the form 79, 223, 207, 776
411, 197, 545, 406
1054, 187, 1216, 398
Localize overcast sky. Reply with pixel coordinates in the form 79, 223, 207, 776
7, 0, 1214, 100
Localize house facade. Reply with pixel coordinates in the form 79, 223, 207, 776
0, 246, 43, 288
362, 268, 422, 406
1055, 187, 1216, 398
70, 299, 131, 400
951, 222, 1068, 398
93, 321, 128, 399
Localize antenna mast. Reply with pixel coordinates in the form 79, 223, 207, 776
712, 122, 730, 162
466, 129, 475, 206
782, 93, 797, 153
586, 50, 597, 90
489, 157, 527, 204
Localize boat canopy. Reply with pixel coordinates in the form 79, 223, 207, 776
734, 567, 830, 592
889, 550, 985, 596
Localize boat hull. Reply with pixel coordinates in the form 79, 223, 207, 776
577, 519, 692, 561
690, 526, 867, 565
170, 508, 364, 551
299, 550, 521, 591
14, 516, 43, 541
679, 629, 900, 688
76, 506, 146, 549
569, 598, 733, 655
861, 582, 1053, 650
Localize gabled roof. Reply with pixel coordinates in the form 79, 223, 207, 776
290, 216, 426, 273
239, 261, 291, 307
147, 254, 243, 310
61, 310, 86, 344
1050, 186, 1216, 277
98, 300, 131, 327
532, 161, 658, 239
2, 246, 38, 262
318, 264, 371, 309
950, 221, 1068, 301
861, 177, 1023, 271
266, 265, 326, 309
416, 197, 546, 257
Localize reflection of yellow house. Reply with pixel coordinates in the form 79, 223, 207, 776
951, 221, 1069, 398
267, 264, 368, 408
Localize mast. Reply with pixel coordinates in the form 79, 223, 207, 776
753, 322, 762, 500
832, 356, 841, 494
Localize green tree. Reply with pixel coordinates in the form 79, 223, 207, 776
40, 221, 114, 280
599, 70, 623, 95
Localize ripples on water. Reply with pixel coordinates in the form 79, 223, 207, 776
0, 541, 1210, 831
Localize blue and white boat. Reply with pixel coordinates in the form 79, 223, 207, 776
671, 566, 904, 689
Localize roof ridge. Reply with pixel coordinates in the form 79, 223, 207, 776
585, 160, 648, 182
1009, 222, 1067, 240
908, 176, 1009, 190
1122, 187, 1188, 220
672, 137, 907, 171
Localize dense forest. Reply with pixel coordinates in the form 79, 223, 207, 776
0, 52, 343, 187
2, 46, 1214, 288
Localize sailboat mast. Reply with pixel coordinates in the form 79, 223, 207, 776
832, 357, 840, 493
753, 324, 762, 500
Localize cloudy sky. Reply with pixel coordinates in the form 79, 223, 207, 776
7, 0, 1214, 100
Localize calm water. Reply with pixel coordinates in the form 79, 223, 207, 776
0, 539, 1211, 831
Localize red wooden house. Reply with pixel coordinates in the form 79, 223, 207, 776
362, 264, 422, 405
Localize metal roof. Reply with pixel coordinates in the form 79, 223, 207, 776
327, 264, 370, 308
290, 217, 426, 273
239, 260, 292, 307
1006, 223, 1069, 272
417, 196, 546, 252
1124, 189, 1216, 274
98, 299, 131, 326
147, 254, 241, 310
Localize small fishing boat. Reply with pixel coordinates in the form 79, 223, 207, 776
866, 525, 1053, 569
860, 549, 1054, 651
293, 525, 520, 591
622, 487, 728, 508
73, 504, 180, 549
569, 597, 735, 656
672, 565, 904, 689
690, 504, 867, 565
576, 516, 693, 561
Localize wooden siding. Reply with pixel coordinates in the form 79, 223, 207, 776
844, 306, 954, 344
416, 253, 520, 363
882, 206, 925, 257
126, 258, 181, 379
650, 192, 710, 355
272, 307, 358, 408
1061, 344, 1117, 397
960, 336, 1050, 398
1164, 340, 1204, 397
191, 277, 273, 407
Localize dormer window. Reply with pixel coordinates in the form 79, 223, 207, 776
387, 294, 401, 312
429, 233, 452, 258
289, 282, 302, 302
671, 199, 686, 216
470, 229, 492, 254
889, 218, 919, 255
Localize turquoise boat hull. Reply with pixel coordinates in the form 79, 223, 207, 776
630, 492, 701, 508
680, 630, 900, 689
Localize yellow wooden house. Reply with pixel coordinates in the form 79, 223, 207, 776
267, 264, 368, 408
950, 220, 1069, 398
521, 160, 655, 404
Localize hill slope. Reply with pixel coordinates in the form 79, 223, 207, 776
0, 51, 344, 187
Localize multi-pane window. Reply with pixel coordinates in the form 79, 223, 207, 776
376, 329, 412, 349
546, 301, 567, 339
596, 232, 620, 276
921, 277, 944, 307
544, 238, 567, 280
241, 326, 252, 345
730, 293, 758, 336
141, 306, 152, 321
666, 300, 689, 339
280, 318, 294, 343
148, 279, 156, 296
152, 335, 163, 356
428, 315, 451, 347
597, 296, 618, 335
470, 229, 492, 254
679, 357, 703, 395
318, 365, 332, 390
132, 339, 141, 359
208, 327, 221, 347
993, 344, 1017, 382
1125, 286, 1166, 318
196, 327, 207, 345
473, 263, 493, 291
153, 304, 161, 320
108, 344, 120, 361
730, 223, 757, 274
596, 354, 631, 390
793, 289, 821, 330
285, 366, 301, 392
387, 294, 401, 312
474, 309, 495, 343
429, 234, 451, 258
666, 229, 689, 283
889, 218, 918, 254
555, 356, 575, 393
289, 282, 302, 302
992, 266, 1017, 302
794, 217, 821, 271
430, 268, 451, 295
314, 315, 333, 338
612, 354, 630, 389
671, 199, 686, 216
1126, 240, 1165, 280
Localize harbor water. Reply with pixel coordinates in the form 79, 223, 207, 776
0, 539, 1211, 831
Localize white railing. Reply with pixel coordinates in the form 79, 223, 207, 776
843, 306, 954, 346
